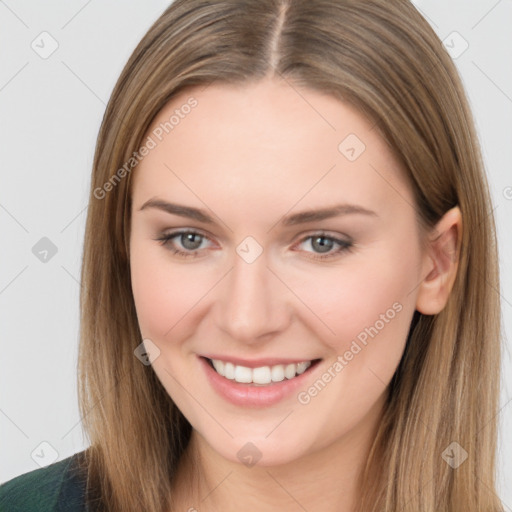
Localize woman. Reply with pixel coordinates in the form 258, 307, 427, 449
0, 0, 503, 511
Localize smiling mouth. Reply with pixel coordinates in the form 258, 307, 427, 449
203, 357, 321, 386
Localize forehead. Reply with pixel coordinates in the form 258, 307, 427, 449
132, 78, 411, 222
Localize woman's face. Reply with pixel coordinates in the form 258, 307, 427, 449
129, 78, 428, 466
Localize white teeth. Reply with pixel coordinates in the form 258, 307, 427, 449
212, 359, 224, 374
234, 365, 252, 383
224, 362, 235, 380
296, 362, 309, 375
252, 366, 272, 385
271, 364, 285, 382
209, 358, 312, 384
284, 363, 296, 379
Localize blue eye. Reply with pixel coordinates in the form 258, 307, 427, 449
155, 230, 211, 258
296, 233, 353, 260
155, 230, 353, 261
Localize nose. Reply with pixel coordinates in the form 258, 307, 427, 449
214, 249, 291, 344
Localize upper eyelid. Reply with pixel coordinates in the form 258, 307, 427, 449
293, 234, 352, 253
160, 228, 216, 244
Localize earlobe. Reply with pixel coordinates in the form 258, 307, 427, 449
415, 206, 462, 315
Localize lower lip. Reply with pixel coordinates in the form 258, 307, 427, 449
199, 356, 320, 407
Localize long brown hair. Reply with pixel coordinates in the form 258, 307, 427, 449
77, 1, 503, 510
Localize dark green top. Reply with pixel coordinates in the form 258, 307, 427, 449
0, 451, 89, 512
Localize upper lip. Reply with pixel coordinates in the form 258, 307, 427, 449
200, 354, 320, 368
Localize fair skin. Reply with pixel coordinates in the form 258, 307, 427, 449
129, 77, 461, 511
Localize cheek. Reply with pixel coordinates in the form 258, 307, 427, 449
288, 248, 418, 435
290, 242, 420, 361
130, 242, 212, 340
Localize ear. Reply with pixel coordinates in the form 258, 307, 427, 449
415, 206, 462, 315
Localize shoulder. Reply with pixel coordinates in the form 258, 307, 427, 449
0, 450, 89, 512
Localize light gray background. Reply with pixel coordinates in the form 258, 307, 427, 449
1, 0, 511, 506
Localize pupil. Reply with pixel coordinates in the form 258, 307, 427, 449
182, 233, 201, 250
312, 236, 333, 253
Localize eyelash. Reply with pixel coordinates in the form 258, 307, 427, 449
155, 229, 353, 261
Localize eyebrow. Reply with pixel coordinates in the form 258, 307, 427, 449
139, 198, 377, 226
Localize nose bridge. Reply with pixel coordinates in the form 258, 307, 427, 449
215, 246, 288, 343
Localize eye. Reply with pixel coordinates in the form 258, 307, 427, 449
294, 232, 353, 261
155, 229, 353, 261
155, 229, 213, 258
